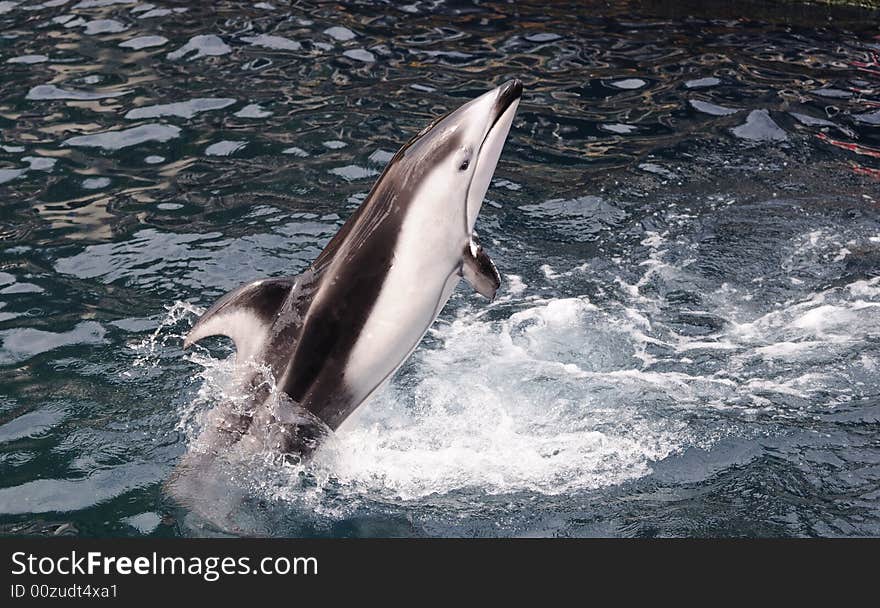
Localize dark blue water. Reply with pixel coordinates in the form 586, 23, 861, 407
1, 0, 880, 537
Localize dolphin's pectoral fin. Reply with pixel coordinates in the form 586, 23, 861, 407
461, 237, 501, 300
183, 276, 296, 360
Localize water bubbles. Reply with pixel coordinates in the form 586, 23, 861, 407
129, 300, 203, 370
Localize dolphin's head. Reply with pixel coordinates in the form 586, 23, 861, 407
382, 79, 522, 233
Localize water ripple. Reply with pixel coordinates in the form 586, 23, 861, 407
1, 0, 879, 537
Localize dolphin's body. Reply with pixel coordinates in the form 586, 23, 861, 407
180, 80, 522, 462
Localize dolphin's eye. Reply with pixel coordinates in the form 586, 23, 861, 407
459, 159, 470, 171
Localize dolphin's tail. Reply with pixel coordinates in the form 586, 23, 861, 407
165, 395, 332, 535
261, 395, 333, 459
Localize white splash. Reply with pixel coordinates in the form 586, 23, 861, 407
155, 219, 880, 517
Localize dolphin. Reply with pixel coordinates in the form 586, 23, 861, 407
179, 79, 522, 463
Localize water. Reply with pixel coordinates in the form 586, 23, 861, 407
1, 0, 879, 537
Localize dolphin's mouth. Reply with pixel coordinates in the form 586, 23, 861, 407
479, 79, 522, 161
489, 79, 523, 132
461, 79, 522, 232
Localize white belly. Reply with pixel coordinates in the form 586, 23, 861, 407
343, 196, 465, 404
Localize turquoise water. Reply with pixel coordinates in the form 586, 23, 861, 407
1, 0, 880, 537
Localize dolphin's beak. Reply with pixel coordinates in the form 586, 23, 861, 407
496, 79, 523, 117
490, 79, 523, 130
463, 79, 522, 229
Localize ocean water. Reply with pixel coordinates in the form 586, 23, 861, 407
1, 0, 879, 537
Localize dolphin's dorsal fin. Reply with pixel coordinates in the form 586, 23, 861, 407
183, 276, 297, 361
461, 236, 501, 300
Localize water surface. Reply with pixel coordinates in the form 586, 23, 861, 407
1, 0, 880, 537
